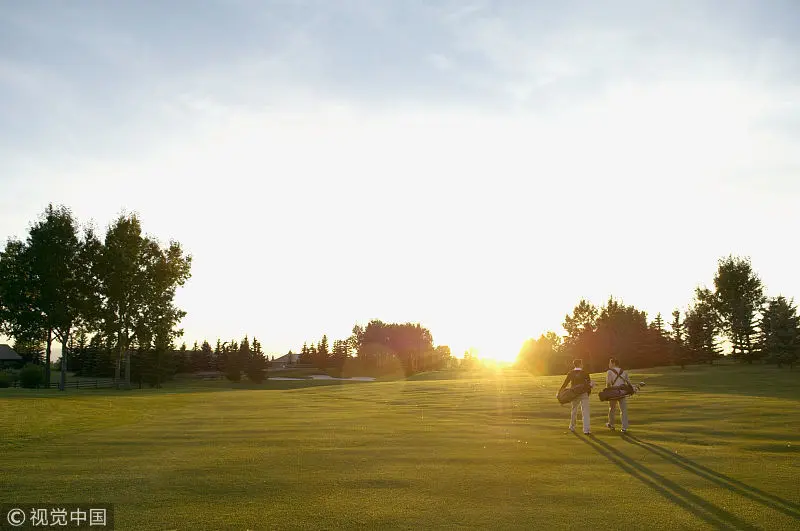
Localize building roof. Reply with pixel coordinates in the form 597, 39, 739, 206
273, 352, 301, 363
0, 344, 22, 361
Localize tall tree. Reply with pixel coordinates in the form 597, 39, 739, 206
0, 238, 51, 373
98, 214, 191, 388
246, 336, 267, 383
563, 299, 599, 369
20, 205, 92, 389
670, 309, 689, 368
316, 335, 330, 368
712, 255, 765, 363
758, 296, 799, 369
684, 288, 721, 364
200, 340, 214, 371
98, 214, 147, 387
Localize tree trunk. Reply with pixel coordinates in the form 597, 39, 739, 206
59, 330, 69, 391
45, 327, 53, 386
124, 350, 131, 389
115, 327, 123, 388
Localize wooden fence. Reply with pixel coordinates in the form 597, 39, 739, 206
9, 378, 117, 389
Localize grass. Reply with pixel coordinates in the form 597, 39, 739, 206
1, 364, 798, 530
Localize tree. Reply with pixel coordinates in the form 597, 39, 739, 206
331, 339, 349, 367
684, 288, 721, 364
517, 332, 564, 375
214, 339, 223, 372
175, 342, 190, 374
758, 296, 799, 369
97, 214, 148, 387
563, 299, 599, 371
651, 313, 665, 337
7, 205, 95, 390
98, 214, 191, 388
316, 335, 330, 369
224, 340, 242, 382
199, 340, 214, 372
299, 342, 310, 364
246, 336, 267, 383
434, 345, 452, 370
190, 341, 204, 372
670, 309, 690, 369
13, 336, 45, 365
353, 320, 435, 375
712, 256, 765, 363
0, 238, 52, 375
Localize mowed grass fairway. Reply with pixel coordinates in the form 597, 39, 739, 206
2, 365, 798, 530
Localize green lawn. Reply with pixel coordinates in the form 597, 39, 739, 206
1, 364, 798, 530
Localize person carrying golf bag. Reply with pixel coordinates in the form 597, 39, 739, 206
605, 357, 631, 433
558, 359, 593, 434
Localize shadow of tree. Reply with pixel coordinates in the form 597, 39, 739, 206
623, 434, 800, 520
574, 433, 758, 530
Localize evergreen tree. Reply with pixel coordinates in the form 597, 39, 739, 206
246, 336, 267, 383
224, 340, 242, 382
758, 296, 799, 369
198, 340, 213, 371
214, 339, 223, 372
712, 255, 765, 362
670, 309, 690, 368
685, 290, 722, 364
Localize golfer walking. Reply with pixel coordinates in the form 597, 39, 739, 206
559, 359, 593, 434
605, 357, 630, 433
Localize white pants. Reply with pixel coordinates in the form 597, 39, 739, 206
570, 393, 590, 433
609, 397, 629, 430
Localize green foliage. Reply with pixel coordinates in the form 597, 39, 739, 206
517, 333, 565, 375
351, 320, 436, 375
18, 364, 44, 388
758, 296, 799, 369
0, 371, 10, 388
712, 256, 765, 362
224, 340, 242, 382
99, 213, 192, 386
245, 352, 267, 384
13, 337, 45, 365
684, 288, 722, 364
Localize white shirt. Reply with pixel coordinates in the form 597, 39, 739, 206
606, 368, 629, 388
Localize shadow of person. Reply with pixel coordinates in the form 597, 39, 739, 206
622, 434, 800, 520
573, 432, 758, 531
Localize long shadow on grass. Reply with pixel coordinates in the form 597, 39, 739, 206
574, 433, 758, 531
623, 434, 800, 520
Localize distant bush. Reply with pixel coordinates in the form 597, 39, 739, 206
18, 364, 43, 389
0, 372, 10, 388
225, 367, 241, 383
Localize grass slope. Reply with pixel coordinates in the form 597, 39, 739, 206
1, 364, 798, 530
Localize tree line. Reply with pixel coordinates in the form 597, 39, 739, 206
0, 204, 191, 389
295, 320, 454, 376
517, 255, 799, 374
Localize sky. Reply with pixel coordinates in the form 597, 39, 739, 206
1, 1, 799, 361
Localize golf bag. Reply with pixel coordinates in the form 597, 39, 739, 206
599, 368, 635, 402
557, 382, 591, 405
598, 384, 635, 401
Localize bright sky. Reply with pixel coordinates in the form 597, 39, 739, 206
1, 1, 799, 361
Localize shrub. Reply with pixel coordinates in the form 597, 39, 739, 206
245, 354, 267, 384
19, 364, 44, 389
0, 372, 10, 388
